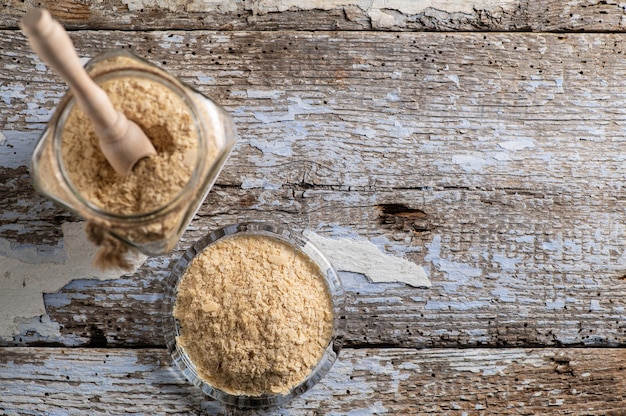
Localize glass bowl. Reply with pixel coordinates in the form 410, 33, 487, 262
162, 222, 345, 408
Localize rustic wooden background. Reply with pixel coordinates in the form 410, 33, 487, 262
2, 0, 626, 414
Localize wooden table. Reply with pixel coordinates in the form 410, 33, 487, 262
2, 1, 626, 414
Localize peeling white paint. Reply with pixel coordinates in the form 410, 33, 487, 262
358, 296, 403, 304
310, 356, 392, 415
188, 0, 238, 12
159, 34, 185, 50
515, 235, 535, 244
542, 238, 563, 253
425, 235, 482, 292
119, 0, 517, 28
424, 300, 489, 311
0, 222, 146, 340
229, 90, 248, 98
248, 136, 295, 156
492, 286, 516, 303
0, 83, 27, 105
0, 225, 66, 264
252, 97, 331, 124
368, 8, 396, 28
563, 239, 582, 256
196, 75, 215, 84
14, 315, 64, 344
492, 151, 511, 162
25, 103, 54, 124
451, 154, 487, 173
546, 298, 565, 310
449, 354, 512, 376
246, 89, 285, 99
122, 0, 172, 12
354, 125, 378, 139
240, 176, 282, 189
254, 0, 517, 17
340, 272, 405, 294
499, 139, 535, 151
493, 253, 520, 272
589, 299, 604, 311
253, 108, 295, 124
447, 74, 460, 87
330, 401, 388, 416
304, 231, 431, 288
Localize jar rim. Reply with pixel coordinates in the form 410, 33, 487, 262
53, 66, 206, 221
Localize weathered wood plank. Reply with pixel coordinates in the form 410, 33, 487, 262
2, 30, 626, 347
2, 0, 626, 32
1, 347, 624, 414
2, 4, 624, 413
4, 30, 626, 190
0, 0, 527, 31
32, 194, 626, 350
28, 187, 626, 349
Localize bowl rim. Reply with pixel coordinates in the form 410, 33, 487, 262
161, 221, 345, 409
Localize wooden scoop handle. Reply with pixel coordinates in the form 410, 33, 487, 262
19, 9, 123, 138
20, 9, 157, 176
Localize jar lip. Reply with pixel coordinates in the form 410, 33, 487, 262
53, 67, 205, 221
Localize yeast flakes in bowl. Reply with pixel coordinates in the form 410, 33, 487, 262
162, 222, 344, 408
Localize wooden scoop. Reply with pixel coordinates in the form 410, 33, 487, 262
20, 8, 156, 176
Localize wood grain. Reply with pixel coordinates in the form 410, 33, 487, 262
3, 30, 626, 348
3, 1, 626, 413
2, 0, 626, 32
1, 347, 625, 414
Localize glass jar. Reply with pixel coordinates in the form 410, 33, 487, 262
30, 51, 237, 256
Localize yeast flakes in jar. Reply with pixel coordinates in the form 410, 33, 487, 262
31, 52, 237, 268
